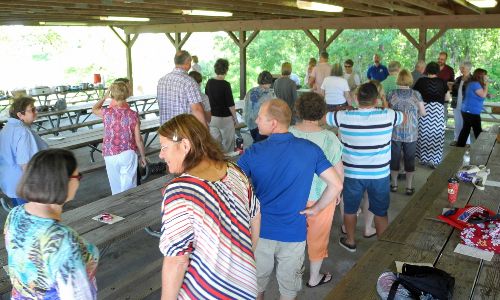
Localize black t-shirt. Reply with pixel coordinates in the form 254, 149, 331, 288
205, 79, 235, 117
413, 77, 448, 104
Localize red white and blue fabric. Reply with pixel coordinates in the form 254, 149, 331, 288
102, 107, 138, 156
159, 162, 260, 300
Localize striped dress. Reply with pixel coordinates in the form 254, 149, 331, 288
413, 77, 448, 166
159, 162, 260, 300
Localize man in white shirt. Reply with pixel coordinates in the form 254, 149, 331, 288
308, 51, 332, 94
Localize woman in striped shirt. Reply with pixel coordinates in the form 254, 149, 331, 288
158, 114, 261, 300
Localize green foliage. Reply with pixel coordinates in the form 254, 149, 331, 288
212, 28, 499, 101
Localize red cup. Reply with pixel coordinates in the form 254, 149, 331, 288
93, 74, 102, 84
447, 177, 459, 204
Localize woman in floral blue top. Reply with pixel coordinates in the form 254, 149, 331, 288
387, 69, 426, 195
4, 149, 99, 300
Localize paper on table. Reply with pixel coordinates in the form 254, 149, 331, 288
47, 136, 65, 140
395, 261, 433, 273
454, 243, 494, 261
485, 180, 500, 188
92, 213, 124, 225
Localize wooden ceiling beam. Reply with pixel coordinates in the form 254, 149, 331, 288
452, 0, 484, 14
398, 0, 454, 14
348, 0, 425, 15
124, 14, 500, 34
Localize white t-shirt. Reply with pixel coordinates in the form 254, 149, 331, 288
321, 76, 350, 105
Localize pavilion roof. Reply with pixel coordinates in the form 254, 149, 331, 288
1, 0, 499, 29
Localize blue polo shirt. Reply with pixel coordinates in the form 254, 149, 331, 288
461, 81, 485, 115
367, 64, 389, 82
0, 118, 48, 198
237, 132, 332, 242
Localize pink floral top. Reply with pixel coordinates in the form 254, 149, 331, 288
102, 107, 138, 156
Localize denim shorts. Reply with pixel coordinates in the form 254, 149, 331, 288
343, 176, 390, 216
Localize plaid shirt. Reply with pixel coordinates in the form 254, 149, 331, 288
157, 67, 202, 124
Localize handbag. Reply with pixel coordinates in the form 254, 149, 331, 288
377, 264, 455, 300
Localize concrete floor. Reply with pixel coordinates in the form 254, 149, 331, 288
1, 125, 462, 299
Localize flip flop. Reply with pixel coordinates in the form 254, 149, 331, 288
363, 232, 377, 238
306, 273, 332, 288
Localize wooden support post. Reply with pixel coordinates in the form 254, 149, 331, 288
165, 32, 192, 51
226, 30, 260, 99
399, 28, 447, 62
110, 26, 139, 91
304, 29, 343, 54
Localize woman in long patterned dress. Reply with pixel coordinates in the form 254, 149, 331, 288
4, 149, 99, 299
413, 62, 448, 168
158, 114, 261, 300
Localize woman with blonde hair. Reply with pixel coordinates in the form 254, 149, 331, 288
158, 114, 260, 299
387, 69, 426, 195
92, 82, 146, 194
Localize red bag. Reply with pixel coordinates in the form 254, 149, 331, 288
437, 205, 496, 230
460, 220, 500, 254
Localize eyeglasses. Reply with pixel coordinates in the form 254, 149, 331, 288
69, 172, 83, 181
344, 65, 352, 68
21, 107, 37, 114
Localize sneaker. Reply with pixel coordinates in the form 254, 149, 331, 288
339, 237, 356, 252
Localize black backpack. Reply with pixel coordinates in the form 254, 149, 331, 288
388, 264, 455, 300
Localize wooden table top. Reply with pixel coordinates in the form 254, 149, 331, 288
327, 131, 500, 300
45, 118, 160, 150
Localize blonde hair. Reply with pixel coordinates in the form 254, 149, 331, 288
397, 69, 413, 86
263, 98, 292, 127
109, 82, 130, 102
369, 79, 385, 99
281, 62, 292, 76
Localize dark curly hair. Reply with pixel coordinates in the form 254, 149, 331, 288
214, 58, 229, 75
425, 62, 440, 75
257, 71, 273, 85
295, 92, 326, 121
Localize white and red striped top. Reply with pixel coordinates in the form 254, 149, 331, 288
159, 162, 260, 300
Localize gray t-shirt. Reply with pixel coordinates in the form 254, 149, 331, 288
273, 77, 298, 111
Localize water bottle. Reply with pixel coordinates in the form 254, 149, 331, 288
463, 149, 470, 166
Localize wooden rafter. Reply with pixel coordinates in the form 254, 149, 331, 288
452, 0, 485, 14
398, 0, 454, 15
125, 14, 500, 34
348, 0, 425, 15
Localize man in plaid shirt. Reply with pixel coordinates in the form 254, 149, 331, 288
157, 50, 206, 126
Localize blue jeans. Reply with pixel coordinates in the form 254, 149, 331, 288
343, 176, 390, 216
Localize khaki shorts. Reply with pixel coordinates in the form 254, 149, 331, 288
255, 238, 306, 298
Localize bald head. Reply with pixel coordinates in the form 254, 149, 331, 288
256, 99, 291, 135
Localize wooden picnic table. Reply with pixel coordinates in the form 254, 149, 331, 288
46, 118, 160, 159
327, 129, 500, 299
0, 94, 158, 132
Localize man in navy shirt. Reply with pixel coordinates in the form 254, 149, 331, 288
238, 99, 342, 300
366, 54, 389, 82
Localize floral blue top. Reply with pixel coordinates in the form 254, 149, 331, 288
243, 86, 275, 130
387, 88, 423, 143
4, 205, 99, 300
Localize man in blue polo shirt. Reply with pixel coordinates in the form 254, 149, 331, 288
366, 54, 389, 82
238, 99, 342, 300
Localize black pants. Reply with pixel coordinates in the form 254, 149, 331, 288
457, 111, 482, 147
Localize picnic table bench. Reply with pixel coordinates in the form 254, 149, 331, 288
327, 128, 500, 299
46, 118, 160, 163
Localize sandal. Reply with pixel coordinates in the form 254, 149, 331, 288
306, 273, 333, 288
390, 185, 398, 192
405, 187, 415, 196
